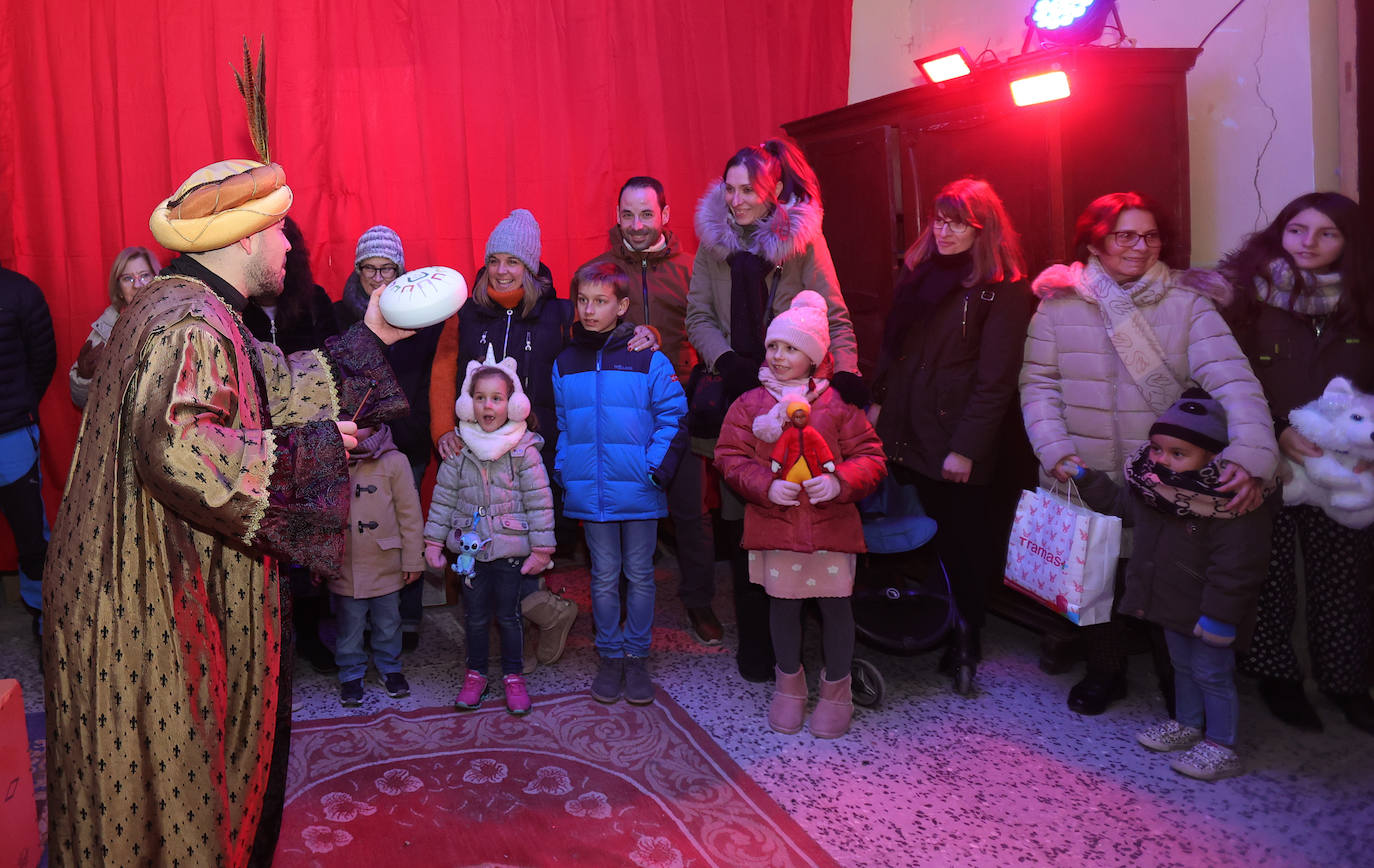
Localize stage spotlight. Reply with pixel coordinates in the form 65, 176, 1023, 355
915, 48, 973, 85
1025, 0, 1118, 48
1010, 70, 1071, 107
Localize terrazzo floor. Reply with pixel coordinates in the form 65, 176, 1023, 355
4, 557, 1372, 867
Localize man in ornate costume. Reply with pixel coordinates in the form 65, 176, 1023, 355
41, 49, 411, 866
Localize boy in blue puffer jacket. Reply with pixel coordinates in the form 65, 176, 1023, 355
552, 260, 688, 705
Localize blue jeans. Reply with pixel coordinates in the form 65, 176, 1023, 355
334, 591, 403, 683
465, 557, 525, 676
585, 519, 657, 658
1165, 628, 1239, 747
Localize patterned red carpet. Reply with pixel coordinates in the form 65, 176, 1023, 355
274, 690, 840, 867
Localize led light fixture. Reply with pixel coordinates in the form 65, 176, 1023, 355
1024, 0, 1118, 48
914, 48, 974, 85
1010, 70, 1071, 106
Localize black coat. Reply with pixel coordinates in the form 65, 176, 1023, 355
0, 266, 56, 433
335, 272, 443, 471
243, 282, 339, 355
455, 264, 573, 447
1079, 470, 1278, 651
872, 253, 1031, 485
1234, 304, 1374, 437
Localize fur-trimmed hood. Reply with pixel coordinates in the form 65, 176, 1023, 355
1031, 258, 1232, 306
694, 179, 824, 266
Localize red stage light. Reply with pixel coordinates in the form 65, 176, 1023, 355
915, 48, 973, 85
1010, 70, 1071, 106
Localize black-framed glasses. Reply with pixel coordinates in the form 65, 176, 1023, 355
359, 264, 399, 279
933, 218, 975, 234
118, 272, 154, 287
1108, 230, 1163, 248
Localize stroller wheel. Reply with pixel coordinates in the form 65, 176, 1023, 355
851, 658, 884, 708
954, 663, 976, 697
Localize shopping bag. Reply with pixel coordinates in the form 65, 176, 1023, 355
1003, 483, 1121, 626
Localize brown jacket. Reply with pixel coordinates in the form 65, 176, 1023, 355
577, 226, 697, 381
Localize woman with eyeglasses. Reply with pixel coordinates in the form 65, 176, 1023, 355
869, 178, 1032, 695
337, 224, 445, 651
1019, 191, 1278, 716
69, 245, 162, 407
1219, 192, 1374, 735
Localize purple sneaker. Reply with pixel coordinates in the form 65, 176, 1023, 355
503, 674, 533, 716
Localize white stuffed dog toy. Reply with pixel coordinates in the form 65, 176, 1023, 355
1283, 376, 1374, 529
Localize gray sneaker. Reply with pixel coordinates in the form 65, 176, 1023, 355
591, 656, 624, 704
1137, 718, 1204, 752
623, 656, 655, 705
1170, 740, 1244, 781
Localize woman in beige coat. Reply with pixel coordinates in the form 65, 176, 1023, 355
1019, 191, 1278, 716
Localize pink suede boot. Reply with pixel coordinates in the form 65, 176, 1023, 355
769, 666, 808, 734
808, 669, 853, 739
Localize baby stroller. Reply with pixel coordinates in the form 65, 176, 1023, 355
849, 478, 963, 706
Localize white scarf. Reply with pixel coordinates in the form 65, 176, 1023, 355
458, 419, 528, 462
752, 367, 830, 443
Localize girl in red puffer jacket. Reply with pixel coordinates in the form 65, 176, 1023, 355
714, 291, 885, 739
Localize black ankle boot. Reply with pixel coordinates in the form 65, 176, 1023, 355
1259, 677, 1322, 731
1067, 671, 1127, 715
950, 621, 980, 696
1324, 690, 1374, 734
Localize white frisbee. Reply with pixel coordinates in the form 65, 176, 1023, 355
378, 266, 468, 329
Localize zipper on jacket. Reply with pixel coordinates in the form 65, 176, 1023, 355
962, 294, 969, 339
502, 309, 514, 357
640, 258, 652, 326
595, 348, 605, 514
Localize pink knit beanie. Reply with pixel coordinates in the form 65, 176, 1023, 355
766, 290, 830, 366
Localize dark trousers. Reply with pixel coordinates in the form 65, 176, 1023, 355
906, 469, 999, 631
399, 456, 429, 631
667, 453, 715, 608
721, 517, 774, 670
1242, 505, 1374, 694
0, 455, 48, 614
465, 557, 525, 676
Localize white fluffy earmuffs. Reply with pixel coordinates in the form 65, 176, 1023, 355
455, 344, 532, 423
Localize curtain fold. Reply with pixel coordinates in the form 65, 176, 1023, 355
0, 0, 852, 569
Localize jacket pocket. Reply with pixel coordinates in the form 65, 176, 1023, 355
497, 515, 530, 532
375, 535, 402, 551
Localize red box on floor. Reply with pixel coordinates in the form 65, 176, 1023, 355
0, 680, 39, 868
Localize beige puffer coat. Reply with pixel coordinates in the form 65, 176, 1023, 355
1019, 262, 1278, 484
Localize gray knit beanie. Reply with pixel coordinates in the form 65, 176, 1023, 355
355, 225, 405, 272
485, 209, 541, 275
1150, 387, 1229, 454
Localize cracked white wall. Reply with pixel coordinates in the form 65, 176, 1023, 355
848, 0, 1353, 265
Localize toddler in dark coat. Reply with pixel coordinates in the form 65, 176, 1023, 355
1065, 388, 1278, 781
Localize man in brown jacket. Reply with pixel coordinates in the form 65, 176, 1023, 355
576, 177, 721, 644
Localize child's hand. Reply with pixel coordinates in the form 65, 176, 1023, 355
402, 570, 421, 585
768, 479, 802, 506
1193, 616, 1236, 648
802, 473, 841, 504
520, 551, 553, 575
1053, 455, 1085, 481
425, 541, 447, 570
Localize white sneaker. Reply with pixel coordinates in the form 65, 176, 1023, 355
1136, 718, 1204, 752
1170, 740, 1244, 781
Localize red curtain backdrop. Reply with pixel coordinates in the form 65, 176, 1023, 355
0, 0, 852, 569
